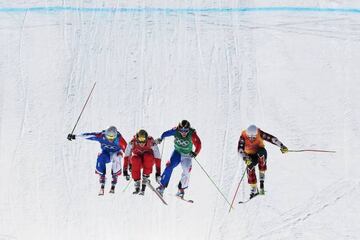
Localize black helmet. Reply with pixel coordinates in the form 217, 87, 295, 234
136, 129, 148, 143
178, 120, 190, 132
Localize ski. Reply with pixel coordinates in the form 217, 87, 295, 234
238, 193, 259, 204
176, 196, 194, 203
146, 181, 168, 205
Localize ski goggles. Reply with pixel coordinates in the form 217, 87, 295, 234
179, 127, 189, 133
106, 134, 116, 140
137, 135, 147, 143
248, 135, 257, 141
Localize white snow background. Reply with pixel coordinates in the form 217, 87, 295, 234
0, 1, 360, 240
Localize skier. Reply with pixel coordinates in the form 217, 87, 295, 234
123, 129, 161, 195
155, 120, 201, 199
67, 126, 127, 195
237, 124, 288, 199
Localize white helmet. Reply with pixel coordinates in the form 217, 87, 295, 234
246, 125, 258, 139
105, 126, 117, 140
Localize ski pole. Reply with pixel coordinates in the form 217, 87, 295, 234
228, 167, 247, 213
160, 138, 166, 159
69, 82, 97, 135
288, 149, 336, 153
122, 179, 132, 193
193, 157, 233, 208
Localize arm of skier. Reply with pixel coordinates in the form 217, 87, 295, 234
160, 128, 177, 140
155, 128, 177, 144
123, 142, 133, 171
76, 131, 103, 141
151, 140, 161, 175
260, 129, 288, 153
237, 135, 247, 159
192, 131, 202, 156
118, 135, 128, 152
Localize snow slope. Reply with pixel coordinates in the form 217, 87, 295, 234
0, 1, 360, 240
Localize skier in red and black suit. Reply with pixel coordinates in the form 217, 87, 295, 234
238, 125, 288, 198
123, 129, 161, 195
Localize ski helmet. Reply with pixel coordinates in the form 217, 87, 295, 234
178, 120, 190, 132
136, 129, 148, 143
105, 126, 117, 140
246, 125, 258, 139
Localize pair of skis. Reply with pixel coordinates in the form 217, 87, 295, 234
146, 181, 194, 205
238, 192, 260, 204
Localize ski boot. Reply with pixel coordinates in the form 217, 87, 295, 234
259, 180, 265, 195
109, 174, 118, 194
139, 175, 149, 196
156, 185, 165, 197
249, 187, 259, 199
98, 184, 105, 196
176, 188, 185, 199
133, 180, 141, 194
109, 185, 115, 194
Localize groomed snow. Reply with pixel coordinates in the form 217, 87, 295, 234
0, 1, 359, 240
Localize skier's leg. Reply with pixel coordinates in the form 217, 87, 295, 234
95, 152, 109, 176
177, 155, 192, 197
110, 152, 122, 193
257, 148, 267, 194
140, 153, 154, 194
95, 152, 109, 195
142, 152, 154, 177
247, 163, 258, 198
131, 155, 142, 181
131, 155, 141, 194
159, 150, 181, 188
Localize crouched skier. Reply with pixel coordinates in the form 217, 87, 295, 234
67, 126, 127, 195
238, 124, 288, 199
123, 129, 161, 195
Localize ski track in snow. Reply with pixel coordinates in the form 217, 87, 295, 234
253, 180, 359, 240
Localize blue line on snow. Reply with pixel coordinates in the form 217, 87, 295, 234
0, 6, 360, 14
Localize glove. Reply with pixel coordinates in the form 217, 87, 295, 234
123, 169, 130, 181
155, 138, 162, 145
244, 157, 252, 166
155, 173, 161, 184
67, 134, 76, 141
280, 145, 288, 154
189, 151, 197, 158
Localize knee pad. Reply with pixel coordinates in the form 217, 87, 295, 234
99, 175, 106, 184
142, 174, 149, 185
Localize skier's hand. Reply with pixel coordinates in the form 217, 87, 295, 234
244, 157, 252, 166
155, 138, 162, 145
155, 173, 161, 184
123, 169, 130, 181
189, 151, 197, 158
67, 134, 76, 141
280, 145, 288, 154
